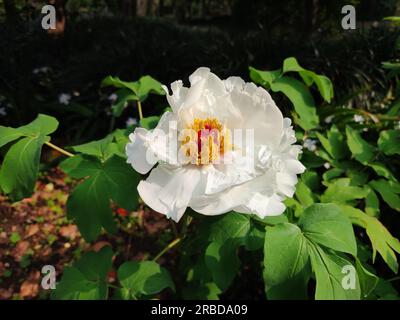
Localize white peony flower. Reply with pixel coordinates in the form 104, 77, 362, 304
125, 67, 305, 222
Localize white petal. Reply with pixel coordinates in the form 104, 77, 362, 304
126, 111, 178, 174
235, 193, 286, 218
224, 76, 245, 92
191, 171, 278, 217
138, 166, 201, 222
181, 67, 226, 113
229, 85, 284, 147
204, 151, 256, 195
276, 172, 298, 197
284, 159, 306, 175
126, 128, 157, 174
162, 80, 188, 113
188, 67, 212, 85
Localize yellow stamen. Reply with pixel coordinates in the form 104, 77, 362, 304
180, 118, 231, 165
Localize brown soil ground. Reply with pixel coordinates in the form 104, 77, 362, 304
0, 168, 176, 300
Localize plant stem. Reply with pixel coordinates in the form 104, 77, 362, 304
108, 283, 121, 290
44, 141, 74, 157
152, 237, 182, 262
137, 100, 143, 120
181, 215, 193, 235
171, 221, 179, 238
388, 276, 400, 282
355, 109, 400, 122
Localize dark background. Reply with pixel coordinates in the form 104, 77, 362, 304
0, 0, 399, 143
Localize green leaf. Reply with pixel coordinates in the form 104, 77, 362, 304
262, 214, 289, 225
113, 288, 131, 300
244, 224, 265, 251
0, 135, 47, 201
60, 155, 102, 178
378, 130, 400, 156
9, 232, 21, 244
345, 126, 375, 164
249, 66, 282, 89
366, 220, 400, 273
295, 180, 315, 206
264, 223, 310, 299
0, 127, 23, 148
111, 88, 138, 117
102, 75, 164, 102
384, 16, 400, 24
322, 168, 344, 182
73, 136, 115, 162
282, 57, 333, 102
303, 72, 333, 102
0, 114, 59, 201
208, 213, 250, 244
321, 178, 368, 204
140, 116, 161, 130
102, 75, 138, 92
284, 198, 304, 217
300, 150, 325, 168
67, 172, 116, 241
347, 170, 369, 186
282, 57, 305, 73
264, 204, 362, 300
205, 241, 240, 291
53, 246, 113, 300
134, 75, 165, 101
317, 125, 349, 160
365, 186, 380, 217
387, 98, 400, 116
118, 261, 174, 297
301, 171, 320, 191
370, 179, 400, 212
17, 114, 59, 136
368, 162, 397, 182
355, 259, 378, 298
270, 76, 319, 130
340, 205, 400, 273
371, 278, 400, 300
299, 203, 357, 256
72, 131, 128, 162
64, 156, 140, 241
308, 243, 360, 300
182, 277, 222, 300
203, 213, 251, 291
